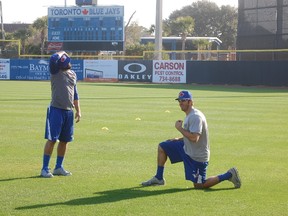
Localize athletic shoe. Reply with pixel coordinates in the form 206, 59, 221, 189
228, 167, 241, 188
141, 176, 165, 186
53, 167, 72, 176
40, 168, 54, 178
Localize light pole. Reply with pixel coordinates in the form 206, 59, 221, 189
0, 1, 4, 40
155, 0, 162, 60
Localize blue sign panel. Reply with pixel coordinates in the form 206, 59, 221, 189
9, 59, 84, 81
10, 59, 50, 80
71, 59, 84, 80
48, 6, 124, 43
76, 0, 93, 6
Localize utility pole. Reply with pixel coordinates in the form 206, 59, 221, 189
155, 0, 162, 60
0, 1, 4, 40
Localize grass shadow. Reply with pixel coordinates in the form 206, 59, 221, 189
15, 185, 239, 211
203, 187, 237, 192
0, 176, 41, 182
16, 186, 193, 210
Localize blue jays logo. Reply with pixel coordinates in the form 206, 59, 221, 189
60, 55, 67, 63
179, 91, 185, 97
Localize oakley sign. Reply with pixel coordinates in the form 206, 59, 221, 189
123, 63, 146, 74
118, 61, 152, 82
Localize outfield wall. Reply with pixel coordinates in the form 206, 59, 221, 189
186, 61, 288, 87
0, 59, 287, 86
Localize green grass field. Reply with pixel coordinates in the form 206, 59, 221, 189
0, 81, 287, 216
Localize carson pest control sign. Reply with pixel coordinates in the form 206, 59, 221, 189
152, 60, 186, 83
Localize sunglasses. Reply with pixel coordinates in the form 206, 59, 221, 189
178, 99, 190, 102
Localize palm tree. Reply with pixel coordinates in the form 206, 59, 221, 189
13, 28, 33, 55
32, 16, 48, 55
170, 16, 195, 59
193, 39, 211, 60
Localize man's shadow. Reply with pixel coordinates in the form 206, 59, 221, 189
0, 176, 40, 182
16, 186, 193, 210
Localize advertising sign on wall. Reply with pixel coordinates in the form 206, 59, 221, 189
118, 60, 152, 82
71, 59, 84, 81
0, 59, 10, 80
8, 59, 83, 81
152, 60, 186, 83
10, 59, 50, 80
83, 60, 118, 81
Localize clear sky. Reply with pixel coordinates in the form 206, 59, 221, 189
0, 0, 238, 28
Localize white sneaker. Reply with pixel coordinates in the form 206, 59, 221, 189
41, 168, 54, 178
141, 176, 165, 186
53, 167, 72, 176
228, 167, 241, 188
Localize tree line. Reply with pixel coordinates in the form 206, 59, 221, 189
0, 0, 237, 57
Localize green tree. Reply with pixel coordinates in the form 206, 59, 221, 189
167, 0, 237, 49
12, 27, 33, 55
147, 24, 155, 35
169, 16, 195, 59
0, 32, 18, 58
193, 39, 211, 60
125, 21, 149, 47
218, 5, 238, 49
125, 42, 154, 57
124, 21, 151, 56
32, 16, 48, 55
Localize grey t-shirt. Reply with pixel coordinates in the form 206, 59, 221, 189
50, 69, 77, 110
183, 108, 210, 162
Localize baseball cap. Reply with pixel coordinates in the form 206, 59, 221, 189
175, 90, 193, 101
57, 52, 71, 69
49, 51, 71, 74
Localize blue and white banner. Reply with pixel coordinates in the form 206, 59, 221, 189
0, 59, 10, 80
10, 59, 50, 80
9, 59, 83, 81
83, 60, 117, 80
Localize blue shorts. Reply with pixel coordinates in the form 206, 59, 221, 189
45, 106, 74, 142
159, 140, 208, 184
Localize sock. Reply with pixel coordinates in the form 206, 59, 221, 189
42, 154, 51, 170
55, 156, 64, 169
155, 166, 164, 180
218, 171, 232, 182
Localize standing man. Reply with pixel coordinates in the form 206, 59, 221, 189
40, 51, 81, 178
141, 90, 241, 189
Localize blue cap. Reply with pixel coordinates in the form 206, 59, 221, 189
49, 51, 71, 74
57, 52, 71, 69
175, 90, 193, 100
